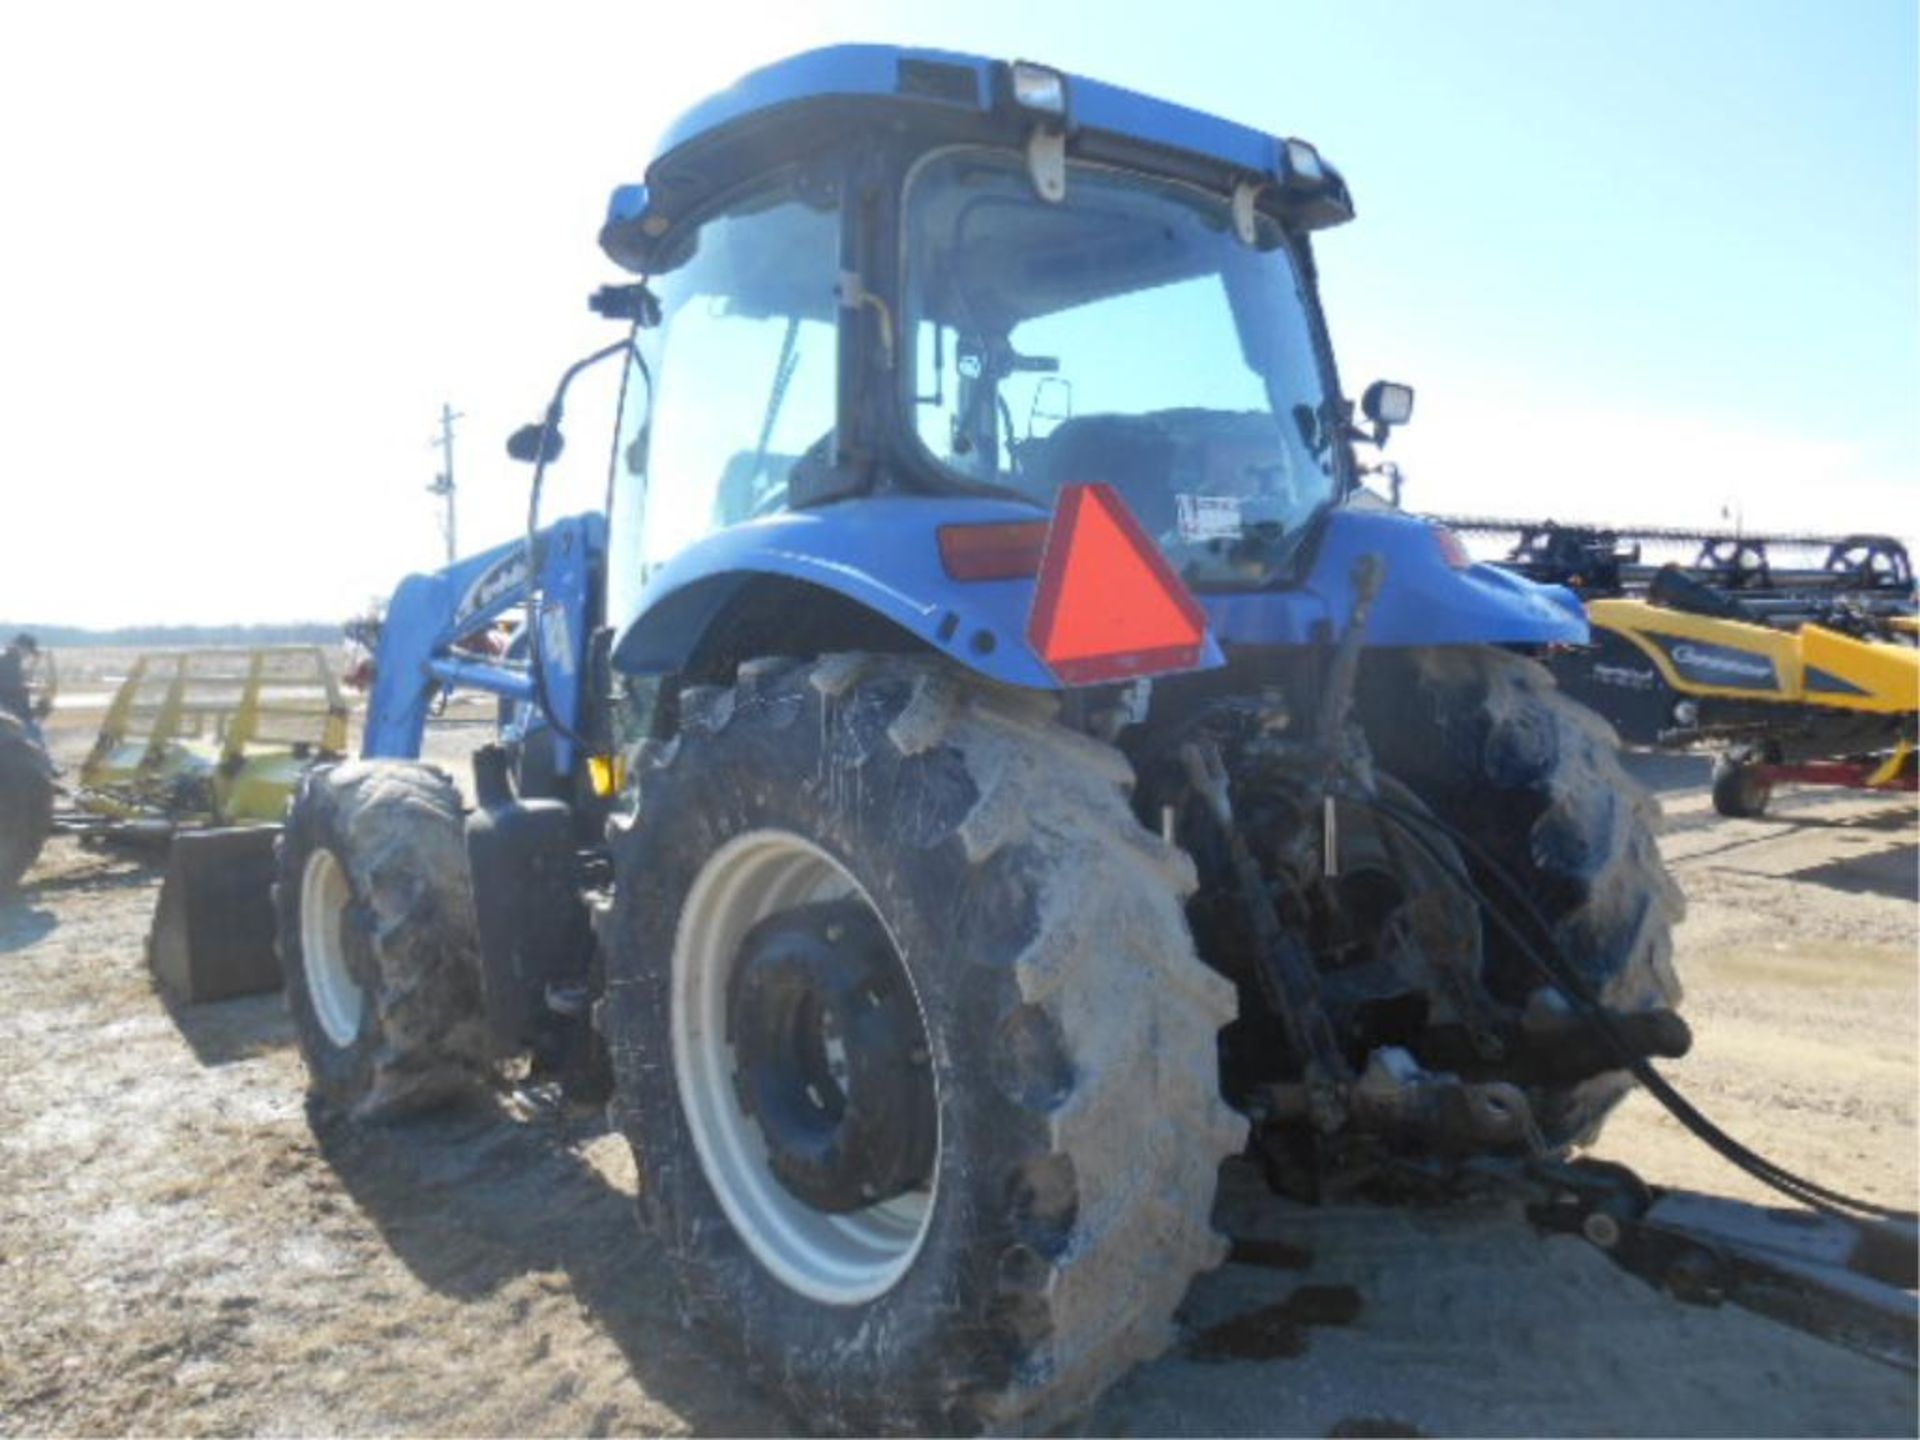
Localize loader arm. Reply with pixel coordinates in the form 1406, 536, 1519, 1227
362, 514, 606, 772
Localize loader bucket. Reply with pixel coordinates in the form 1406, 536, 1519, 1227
146, 827, 284, 1003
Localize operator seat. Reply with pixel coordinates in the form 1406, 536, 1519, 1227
1027, 415, 1178, 536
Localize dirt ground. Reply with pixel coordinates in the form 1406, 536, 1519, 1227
1, 703, 1914, 1437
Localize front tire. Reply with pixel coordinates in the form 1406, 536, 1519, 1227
1360, 647, 1685, 1148
602, 656, 1245, 1434
274, 762, 489, 1119
0, 714, 54, 894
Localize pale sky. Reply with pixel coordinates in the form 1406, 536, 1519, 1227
2, 0, 1914, 626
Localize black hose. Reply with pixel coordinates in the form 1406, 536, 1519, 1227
1357, 788, 1913, 1225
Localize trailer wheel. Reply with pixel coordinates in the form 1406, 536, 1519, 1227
601, 655, 1244, 1435
1711, 750, 1772, 818
1360, 647, 1685, 1148
0, 714, 54, 895
274, 761, 489, 1119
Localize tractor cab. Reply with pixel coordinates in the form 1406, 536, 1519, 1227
602, 48, 1357, 579
584, 46, 1571, 693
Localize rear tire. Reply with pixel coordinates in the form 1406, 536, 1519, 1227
601, 655, 1245, 1434
1711, 750, 1772, 817
1360, 647, 1685, 1148
274, 761, 489, 1119
0, 714, 54, 895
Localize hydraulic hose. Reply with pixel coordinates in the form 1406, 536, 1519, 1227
1357, 788, 1913, 1226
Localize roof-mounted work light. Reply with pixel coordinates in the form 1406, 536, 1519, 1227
1283, 138, 1326, 187
1009, 62, 1067, 116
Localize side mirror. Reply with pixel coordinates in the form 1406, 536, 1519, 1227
507, 422, 564, 465
1361, 380, 1415, 431
588, 282, 661, 325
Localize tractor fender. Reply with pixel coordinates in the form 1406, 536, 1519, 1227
1202, 507, 1590, 650
610, 496, 1224, 689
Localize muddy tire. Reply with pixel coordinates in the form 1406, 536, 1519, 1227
1359, 647, 1684, 1148
601, 655, 1245, 1435
274, 761, 488, 1120
0, 715, 54, 895
1711, 751, 1772, 818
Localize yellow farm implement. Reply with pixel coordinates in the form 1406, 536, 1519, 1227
1440, 518, 1918, 816
58, 646, 350, 1001
73, 646, 348, 833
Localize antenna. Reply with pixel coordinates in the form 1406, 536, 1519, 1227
427, 402, 463, 565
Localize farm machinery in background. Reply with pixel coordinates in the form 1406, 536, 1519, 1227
1437, 518, 1918, 816
71, 646, 350, 835
0, 647, 349, 998
0, 635, 58, 893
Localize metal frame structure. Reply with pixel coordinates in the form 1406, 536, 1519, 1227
74, 645, 348, 827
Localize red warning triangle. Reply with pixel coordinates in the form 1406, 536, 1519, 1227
1026, 483, 1209, 685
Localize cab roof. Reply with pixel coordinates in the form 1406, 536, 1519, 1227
601, 44, 1351, 274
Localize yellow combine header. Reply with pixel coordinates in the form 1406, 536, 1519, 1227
1582, 596, 1919, 716
1434, 518, 1917, 817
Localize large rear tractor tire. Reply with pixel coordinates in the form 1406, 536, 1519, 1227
1360, 647, 1685, 1148
601, 655, 1245, 1435
274, 761, 489, 1120
0, 714, 55, 895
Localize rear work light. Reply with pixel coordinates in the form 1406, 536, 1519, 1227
1283, 137, 1326, 185
937, 520, 1048, 581
1026, 483, 1209, 685
1008, 62, 1067, 115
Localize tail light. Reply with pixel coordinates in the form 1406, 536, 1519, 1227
938, 521, 1048, 581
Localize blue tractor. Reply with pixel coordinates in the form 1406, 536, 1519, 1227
276, 48, 1688, 1433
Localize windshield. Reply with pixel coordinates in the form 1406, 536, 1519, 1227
902, 148, 1346, 587
605, 170, 840, 627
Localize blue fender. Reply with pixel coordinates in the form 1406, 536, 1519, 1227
610, 495, 1226, 689
611, 499, 1581, 692
1202, 506, 1589, 650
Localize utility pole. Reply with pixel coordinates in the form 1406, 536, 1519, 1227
427, 402, 463, 566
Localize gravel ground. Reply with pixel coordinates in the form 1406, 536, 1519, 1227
0, 711, 1912, 1437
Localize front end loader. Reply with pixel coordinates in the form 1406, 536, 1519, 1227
267, 48, 1910, 1432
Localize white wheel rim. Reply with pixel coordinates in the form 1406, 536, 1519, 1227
301, 848, 365, 1049
673, 828, 938, 1306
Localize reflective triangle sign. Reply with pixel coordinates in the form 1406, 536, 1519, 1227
1026, 483, 1210, 685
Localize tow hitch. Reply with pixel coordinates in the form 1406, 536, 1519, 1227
1525, 1159, 1919, 1371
